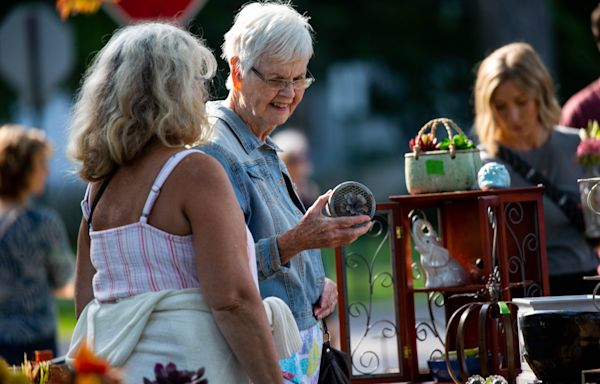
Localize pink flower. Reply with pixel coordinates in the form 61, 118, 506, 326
408, 133, 439, 152
577, 138, 600, 168
577, 120, 600, 169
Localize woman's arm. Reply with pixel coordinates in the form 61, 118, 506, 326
74, 218, 95, 318
182, 153, 282, 384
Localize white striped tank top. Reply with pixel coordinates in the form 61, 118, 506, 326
81, 149, 202, 302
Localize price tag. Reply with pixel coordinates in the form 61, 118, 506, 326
498, 301, 510, 315
425, 159, 445, 175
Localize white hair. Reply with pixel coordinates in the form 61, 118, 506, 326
221, 1, 314, 89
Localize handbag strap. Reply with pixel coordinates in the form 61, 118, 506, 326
497, 145, 585, 231
414, 118, 466, 159
322, 318, 331, 342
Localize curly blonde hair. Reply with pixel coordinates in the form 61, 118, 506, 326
473, 42, 561, 155
68, 22, 217, 182
0, 125, 52, 198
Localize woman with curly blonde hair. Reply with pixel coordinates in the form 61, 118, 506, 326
66, 22, 281, 383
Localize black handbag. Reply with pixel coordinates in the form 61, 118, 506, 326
318, 320, 351, 384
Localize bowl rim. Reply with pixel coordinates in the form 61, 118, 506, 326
521, 310, 600, 316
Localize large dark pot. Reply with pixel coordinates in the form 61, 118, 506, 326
520, 311, 600, 384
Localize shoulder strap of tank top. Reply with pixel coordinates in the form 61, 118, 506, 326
88, 170, 116, 230
140, 149, 204, 223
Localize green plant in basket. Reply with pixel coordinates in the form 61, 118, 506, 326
438, 134, 475, 151
405, 117, 482, 194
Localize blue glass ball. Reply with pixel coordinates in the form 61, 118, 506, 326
477, 162, 510, 190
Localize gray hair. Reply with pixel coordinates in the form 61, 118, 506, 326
68, 22, 217, 182
222, 1, 314, 89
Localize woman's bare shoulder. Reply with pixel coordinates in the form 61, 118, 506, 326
169, 151, 232, 192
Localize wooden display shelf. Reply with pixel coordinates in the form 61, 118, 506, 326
334, 186, 549, 383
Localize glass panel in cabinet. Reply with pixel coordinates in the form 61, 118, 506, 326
336, 206, 406, 380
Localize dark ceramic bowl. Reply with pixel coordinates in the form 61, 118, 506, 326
520, 311, 600, 383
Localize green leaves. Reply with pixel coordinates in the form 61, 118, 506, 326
438, 134, 475, 150
580, 120, 600, 141
409, 133, 475, 152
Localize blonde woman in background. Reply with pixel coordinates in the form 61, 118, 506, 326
65, 22, 281, 383
0, 125, 74, 364
473, 42, 599, 295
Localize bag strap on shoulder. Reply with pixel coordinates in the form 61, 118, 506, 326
87, 169, 116, 230
497, 145, 585, 231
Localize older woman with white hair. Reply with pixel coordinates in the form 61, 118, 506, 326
200, 2, 372, 382
65, 22, 282, 383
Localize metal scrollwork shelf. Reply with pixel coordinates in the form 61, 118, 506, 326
334, 187, 549, 383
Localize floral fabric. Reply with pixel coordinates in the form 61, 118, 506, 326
280, 322, 323, 384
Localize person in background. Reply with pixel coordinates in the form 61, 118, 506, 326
473, 42, 599, 295
560, 2, 600, 129
199, 2, 372, 382
0, 125, 75, 365
271, 128, 320, 207
65, 22, 281, 383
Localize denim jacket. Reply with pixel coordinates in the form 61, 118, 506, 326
198, 101, 325, 331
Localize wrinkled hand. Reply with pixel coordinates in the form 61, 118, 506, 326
314, 278, 338, 320
278, 191, 373, 263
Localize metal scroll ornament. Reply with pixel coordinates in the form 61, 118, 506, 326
443, 207, 516, 384
578, 178, 600, 310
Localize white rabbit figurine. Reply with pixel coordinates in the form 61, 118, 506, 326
410, 211, 467, 288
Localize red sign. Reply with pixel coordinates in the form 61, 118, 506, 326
104, 0, 207, 25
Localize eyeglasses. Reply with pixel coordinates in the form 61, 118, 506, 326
250, 67, 315, 91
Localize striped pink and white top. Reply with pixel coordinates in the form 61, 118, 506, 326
81, 149, 202, 302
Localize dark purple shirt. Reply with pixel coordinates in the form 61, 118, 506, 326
560, 77, 600, 129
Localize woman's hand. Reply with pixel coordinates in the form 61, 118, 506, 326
313, 278, 338, 320
277, 191, 373, 263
